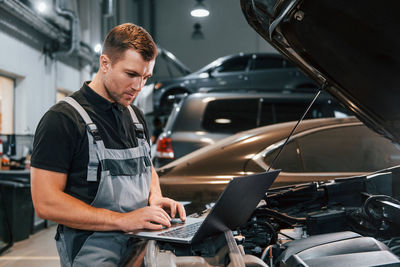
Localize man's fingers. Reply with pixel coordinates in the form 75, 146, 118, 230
155, 206, 172, 222
144, 221, 164, 230
177, 202, 186, 221
147, 207, 171, 226
170, 200, 177, 218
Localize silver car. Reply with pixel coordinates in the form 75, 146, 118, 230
154, 91, 349, 167
153, 53, 317, 114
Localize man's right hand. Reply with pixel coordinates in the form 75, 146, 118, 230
116, 206, 172, 232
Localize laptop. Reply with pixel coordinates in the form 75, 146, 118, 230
130, 170, 280, 244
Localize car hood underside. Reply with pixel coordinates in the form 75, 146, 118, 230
241, 0, 400, 145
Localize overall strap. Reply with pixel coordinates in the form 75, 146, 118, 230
127, 105, 146, 140
127, 105, 140, 124
62, 97, 104, 182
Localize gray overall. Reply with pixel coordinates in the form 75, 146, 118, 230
55, 97, 152, 266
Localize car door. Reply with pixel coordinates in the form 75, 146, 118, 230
247, 54, 288, 89
194, 55, 251, 90
248, 54, 314, 89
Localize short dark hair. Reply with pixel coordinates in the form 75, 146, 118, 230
102, 23, 157, 63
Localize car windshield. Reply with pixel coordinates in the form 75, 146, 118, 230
194, 55, 232, 74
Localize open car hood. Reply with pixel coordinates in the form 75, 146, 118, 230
241, 0, 400, 145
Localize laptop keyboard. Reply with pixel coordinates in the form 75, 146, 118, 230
158, 222, 202, 239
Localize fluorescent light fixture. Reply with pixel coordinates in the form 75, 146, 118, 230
191, 0, 210, 17
94, 44, 102, 53
37, 2, 47, 13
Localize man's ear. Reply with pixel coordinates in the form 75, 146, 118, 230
100, 54, 111, 73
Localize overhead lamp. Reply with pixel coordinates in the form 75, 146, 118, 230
37, 2, 47, 13
191, 0, 210, 18
94, 43, 102, 54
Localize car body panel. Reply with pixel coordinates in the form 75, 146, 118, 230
157, 117, 400, 205
154, 91, 348, 167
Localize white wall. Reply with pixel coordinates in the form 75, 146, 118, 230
0, 31, 89, 134
155, 0, 276, 71
0, 0, 276, 134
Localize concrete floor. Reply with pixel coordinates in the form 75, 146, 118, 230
0, 226, 60, 267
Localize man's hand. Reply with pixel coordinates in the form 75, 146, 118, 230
149, 196, 186, 222
116, 206, 173, 232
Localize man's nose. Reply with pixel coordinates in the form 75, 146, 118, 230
132, 76, 144, 91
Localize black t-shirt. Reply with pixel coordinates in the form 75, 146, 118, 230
31, 82, 150, 204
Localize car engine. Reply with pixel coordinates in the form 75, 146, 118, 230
144, 170, 400, 266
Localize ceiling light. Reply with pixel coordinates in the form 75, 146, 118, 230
94, 44, 102, 54
37, 2, 47, 13
191, 0, 210, 17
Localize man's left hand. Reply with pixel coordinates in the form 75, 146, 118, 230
149, 197, 186, 221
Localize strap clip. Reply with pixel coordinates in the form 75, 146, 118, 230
86, 123, 102, 141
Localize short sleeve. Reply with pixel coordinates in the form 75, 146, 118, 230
31, 110, 80, 173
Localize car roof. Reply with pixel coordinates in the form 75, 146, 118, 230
187, 91, 327, 100
194, 52, 284, 73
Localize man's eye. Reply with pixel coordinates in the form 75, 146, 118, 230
127, 73, 136, 77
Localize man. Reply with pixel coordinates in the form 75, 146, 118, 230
30, 23, 186, 266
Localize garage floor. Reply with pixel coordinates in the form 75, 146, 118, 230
0, 226, 60, 267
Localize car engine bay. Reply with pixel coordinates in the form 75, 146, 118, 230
144, 168, 400, 266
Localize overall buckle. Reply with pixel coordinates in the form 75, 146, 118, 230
86, 123, 102, 141
134, 123, 145, 139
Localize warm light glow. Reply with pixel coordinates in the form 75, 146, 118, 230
94, 44, 102, 53
200, 137, 214, 144
215, 118, 231, 124
37, 2, 47, 13
191, 8, 210, 17
239, 172, 255, 175
242, 136, 260, 144
202, 97, 216, 103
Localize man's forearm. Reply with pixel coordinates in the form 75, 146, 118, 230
31, 167, 123, 231
35, 187, 123, 231
148, 166, 163, 203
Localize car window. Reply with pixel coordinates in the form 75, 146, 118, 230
264, 125, 400, 172
202, 99, 258, 133
214, 56, 249, 73
282, 59, 295, 68
263, 140, 304, 171
251, 56, 283, 70
259, 101, 349, 126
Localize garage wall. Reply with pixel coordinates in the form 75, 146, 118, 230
0, 30, 90, 134
155, 0, 276, 71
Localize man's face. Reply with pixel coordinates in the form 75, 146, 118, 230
101, 49, 155, 107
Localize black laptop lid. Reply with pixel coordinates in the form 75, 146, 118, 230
192, 170, 280, 243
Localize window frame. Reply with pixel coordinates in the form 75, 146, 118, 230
211, 55, 252, 74
0, 74, 16, 134
249, 54, 285, 71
